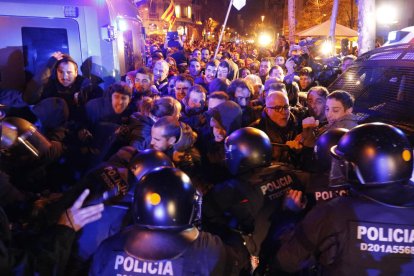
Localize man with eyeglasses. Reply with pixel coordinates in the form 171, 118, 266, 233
251, 91, 300, 163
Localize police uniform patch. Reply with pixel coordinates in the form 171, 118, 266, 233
254, 169, 302, 202
349, 221, 414, 259
113, 254, 184, 275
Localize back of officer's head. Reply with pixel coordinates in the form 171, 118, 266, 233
132, 167, 197, 230
314, 128, 348, 173
225, 127, 272, 175
331, 122, 413, 186
129, 149, 174, 182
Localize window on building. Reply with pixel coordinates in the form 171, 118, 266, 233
187, 6, 192, 19
175, 5, 181, 18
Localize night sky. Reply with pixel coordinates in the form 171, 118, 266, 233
207, 0, 269, 33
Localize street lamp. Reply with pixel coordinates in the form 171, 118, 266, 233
377, 4, 398, 25
261, 15, 265, 23
258, 32, 272, 47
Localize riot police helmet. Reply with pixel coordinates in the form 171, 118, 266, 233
129, 149, 174, 181
331, 122, 413, 186
314, 128, 348, 173
1, 116, 51, 157
132, 167, 197, 230
127, 167, 200, 260
224, 127, 272, 175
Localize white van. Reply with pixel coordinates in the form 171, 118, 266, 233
0, 0, 146, 91
383, 26, 414, 47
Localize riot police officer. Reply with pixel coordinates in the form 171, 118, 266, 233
69, 148, 174, 274
202, 127, 307, 273
304, 128, 350, 207
0, 117, 103, 275
90, 167, 230, 275
276, 122, 414, 274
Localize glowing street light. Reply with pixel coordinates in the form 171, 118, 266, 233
258, 32, 272, 47
261, 15, 265, 23
377, 4, 398, 25
320, 40, 333, 56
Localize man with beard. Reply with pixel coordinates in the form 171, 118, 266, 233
201, 47, 211, 63
220, 52, 239, 81
86, 82, 134, 126
258, 57, 273, 84
133, 67, 155, 103
180, 84, 207, 132
195, 60, 218, 91
189, 58, 202, 79
24, 52, 102, 124
227, 79, 260, 127
174, 74, 194, 102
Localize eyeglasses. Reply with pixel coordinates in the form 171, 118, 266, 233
266, 104, 290, 113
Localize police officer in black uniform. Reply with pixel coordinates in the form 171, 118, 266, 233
90, 166, 230, 275
202, 127, 307, 273
0, 117, 103, 275
68, 148, 174, 275
276, 122, 414, 275
304, 128, 350, 208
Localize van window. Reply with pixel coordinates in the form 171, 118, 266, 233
330, 66, 414, 128
22, 27, 69, 77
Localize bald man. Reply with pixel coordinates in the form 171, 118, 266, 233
250, 91, 300, 162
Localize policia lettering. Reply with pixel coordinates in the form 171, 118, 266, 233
353, 222, 414, 255
314, 188, 349, 201
114, 255, 174, 275
260, 175, 293, 200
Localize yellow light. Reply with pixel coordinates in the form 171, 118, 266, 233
147, 193, 161, 205
402, 150, 412, 162
187, 6, 192, 19
377, 4, 398, 25
118, 18, 128, 32
175, 5, 181, 18
320, 40, 333, 56
258, 32, 272, 47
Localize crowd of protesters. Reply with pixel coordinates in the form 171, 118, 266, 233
0, 32, 364, 275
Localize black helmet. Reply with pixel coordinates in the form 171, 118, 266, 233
133, 167, 198, 230
129, 149, 174, 181
314, 128, 348, 173
1, 117, 51, 157
225, 127, 272, 175
331, 123, 413, 185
